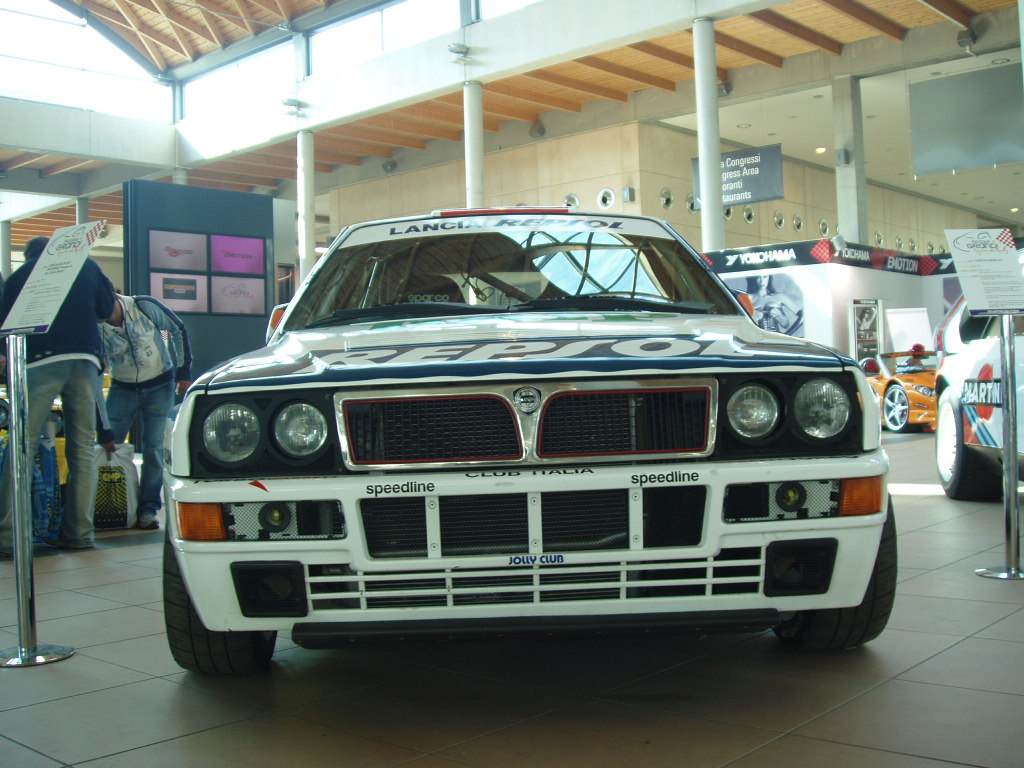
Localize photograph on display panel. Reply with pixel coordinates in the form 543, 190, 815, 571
150, 272, 209, 313
211, 276, 265, 315
210, 234, 265, 275
148, 230, 208, 272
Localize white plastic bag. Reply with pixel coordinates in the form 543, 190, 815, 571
93, 443, 139, 529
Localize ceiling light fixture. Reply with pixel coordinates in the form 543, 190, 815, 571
815, 147, 827, 154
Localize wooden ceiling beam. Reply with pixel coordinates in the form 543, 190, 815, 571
359, 114, 464, 143
316, 134, 395, 159
39, 158, 95, 177
575, 55, 677, 91
325, 125, 429, 151
83, 0, 171, 68
485, 82, 583, 114
1, 153, 45, 171
750, 10, 843, 55
523, 70, 629, 102
914, 0, 973, 28
436, 92, 539, 123
192, 163, 287, 183
819, 0, 907, 41
711, 30, 783, 68
628, 41, 727, 84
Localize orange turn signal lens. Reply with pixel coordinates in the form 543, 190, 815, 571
838, 476, 884, 516
177, 502, 228, 541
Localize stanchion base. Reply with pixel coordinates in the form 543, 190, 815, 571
976, 567, 1024, 580
0, 644, 75, 667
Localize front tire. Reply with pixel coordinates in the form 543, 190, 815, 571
774, 501, 896, 650
882, 384, 914, 432
935, 390, 1000, 500
163, 537, 277, 674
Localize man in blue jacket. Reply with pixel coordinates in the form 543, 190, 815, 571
1, 236, 115, 556
100, 292, 192, 530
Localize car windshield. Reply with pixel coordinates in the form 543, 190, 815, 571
282, 215, 737, 332
879, 351, 939, 374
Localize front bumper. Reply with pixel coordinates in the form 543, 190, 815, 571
166, 450, 889, 635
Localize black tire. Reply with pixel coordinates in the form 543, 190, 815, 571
774, 501, 897, 650
882, 384, 916, 433
163, 537, 277, 674
935, 389, 1001, 500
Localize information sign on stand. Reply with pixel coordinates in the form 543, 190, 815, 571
0, 221, 106, 667
945, 228, 1024, 581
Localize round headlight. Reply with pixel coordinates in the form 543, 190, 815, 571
203, 403, 261, 463
274, 402, 328, 458
794, 378, 850, 439
727, 384, 780, 439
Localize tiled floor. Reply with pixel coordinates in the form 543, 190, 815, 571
2, 432, 1023, 767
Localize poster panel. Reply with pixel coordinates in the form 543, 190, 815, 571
211, 276, 266, 315
210, 234, 265, 275
150, 272, 209, 313
149, 230, 208, 272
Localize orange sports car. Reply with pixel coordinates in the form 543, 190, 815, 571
861, 345, 939, 432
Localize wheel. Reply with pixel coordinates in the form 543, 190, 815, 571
163, 537, 277, 674
774, 501, 896, 650
935, 389, 1001, 500
882, 384, 915, 432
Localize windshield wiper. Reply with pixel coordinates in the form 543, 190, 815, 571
305, 302, 501, 329
514, 295, 711, 314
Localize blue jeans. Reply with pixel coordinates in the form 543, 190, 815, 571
1, 359, 100, 550
106, 379, 175, 523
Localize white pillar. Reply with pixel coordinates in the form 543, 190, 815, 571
832, 75, 868, 245
297, 129, 316, 281
463, 80, 485, 208
693, 18, 725, 253
172, 168, 188, 184
1, 219, 11, 278
76, 197, 89, 224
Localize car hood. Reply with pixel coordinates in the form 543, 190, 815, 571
198, 312, 850, 392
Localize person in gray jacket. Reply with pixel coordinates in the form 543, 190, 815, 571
100, 292, 192, 530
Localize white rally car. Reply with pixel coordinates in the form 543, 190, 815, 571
163, 208, 895, 673
934, 294, 1023, 500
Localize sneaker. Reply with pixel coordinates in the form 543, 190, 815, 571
136, 519, 159, 531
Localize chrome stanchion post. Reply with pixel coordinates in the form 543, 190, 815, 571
1, 333, 75, 667
977, 313, 1024, 580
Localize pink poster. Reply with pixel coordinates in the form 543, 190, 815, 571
211, 235, 265, 275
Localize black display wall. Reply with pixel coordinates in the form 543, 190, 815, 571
122, 179, 274, 379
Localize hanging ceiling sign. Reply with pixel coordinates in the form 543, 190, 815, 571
692, 144, 784, 210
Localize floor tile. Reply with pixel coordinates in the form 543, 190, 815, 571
729, 734, 969, 767
975, 606, 1024, 642
795, 679, 1024, 768
73, 713, 420, 768
21, 605, 166, 648
0, 653, 150, 711
75, 575, 163, 606
897, 637, 1024, 695
0, 677, 265, 765
0, 736, 63, 768
0, 590, 126, 626
440, 698, 774, 768
885, 593, 1019, 636
291, 667, 578, 753
898, 568, 1024, 604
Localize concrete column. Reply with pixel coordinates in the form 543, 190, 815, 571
832, 75, 868, 245
76, 198, 89, 224
693, 18, 725, 253
172, 168, 188, 184
296, 129, 316, 281
1, 219, 11, 278
463, 80, 485, 208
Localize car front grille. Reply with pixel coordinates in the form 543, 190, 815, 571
360, 485, 706, 559
307, 546, 761, 611
341, 382, 713, 468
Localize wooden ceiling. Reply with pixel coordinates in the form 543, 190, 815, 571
3, 0, 1013, 244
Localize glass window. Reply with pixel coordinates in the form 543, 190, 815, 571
0, 0, 170, 119
382, 0, 460, 52
184, 43, 295, 121
479, 0, 544, 20
311, 11, 383, 74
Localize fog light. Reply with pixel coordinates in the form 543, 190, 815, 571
259, 502, 292, 533
775, 482, 806, 513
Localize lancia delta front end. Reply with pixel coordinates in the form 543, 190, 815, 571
163, 209, 895, 673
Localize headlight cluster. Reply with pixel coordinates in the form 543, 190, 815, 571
912, 384, 935, 397
201, 399, 329, 465
725, 377, 852, 443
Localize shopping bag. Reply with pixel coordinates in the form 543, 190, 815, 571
0, 435, 63, 542
93, 443, 139, 529
32, 436, 63, 542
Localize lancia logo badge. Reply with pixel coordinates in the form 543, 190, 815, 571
512, 386, 541, 414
